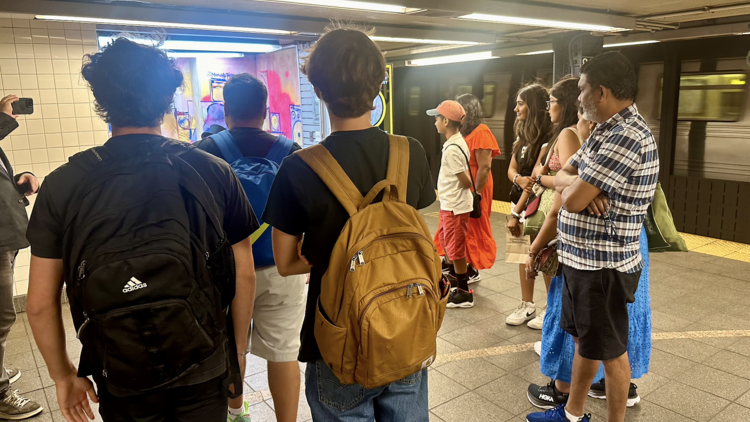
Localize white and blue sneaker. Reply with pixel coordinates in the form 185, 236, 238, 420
527, 404, 590, 422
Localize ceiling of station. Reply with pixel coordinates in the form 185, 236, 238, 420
4, 0, 750, 61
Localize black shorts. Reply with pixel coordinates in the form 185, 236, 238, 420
97, 376, 228, 421
560, 265, 641, 361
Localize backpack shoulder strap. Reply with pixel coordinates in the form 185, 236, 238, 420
266, 135, 294, 165
295, 145, 363, 217
210, 131, 243, 163
385, 134, 409, 203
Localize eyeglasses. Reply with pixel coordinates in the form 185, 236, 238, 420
545, 100, 559, 110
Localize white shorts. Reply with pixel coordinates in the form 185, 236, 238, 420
246, 266, 307, 362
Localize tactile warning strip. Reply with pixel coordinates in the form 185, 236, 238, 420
491, 200, 750, 263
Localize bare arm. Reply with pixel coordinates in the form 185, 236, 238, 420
28, 256, 97, 422
554, 162, 579, 194
474, 149, 492, 193
456, 170, 473, 190
272, 228, 312, 277
562, 178, 606, 215
231, 236, 256, 356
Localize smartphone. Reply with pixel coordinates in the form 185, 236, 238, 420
11, 98, 33, 115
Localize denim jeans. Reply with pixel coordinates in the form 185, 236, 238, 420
305, 360, 429, 422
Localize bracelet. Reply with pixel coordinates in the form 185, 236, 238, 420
511, 211, 522, 220
513, 174, 520, 186
536, 175, 544, 185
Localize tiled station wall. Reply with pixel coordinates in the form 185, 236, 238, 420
0, 13, 109, 296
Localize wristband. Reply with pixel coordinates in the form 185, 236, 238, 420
511, 211, 522, 220
513, 174, 520, 186
536, 175, 544, 185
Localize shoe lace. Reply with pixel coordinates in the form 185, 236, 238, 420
3, 390, 30, 409
513, 302, 526, 314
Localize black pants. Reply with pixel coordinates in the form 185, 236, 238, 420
97, 376, 228, 422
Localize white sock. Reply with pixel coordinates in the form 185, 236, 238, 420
228, 405, 244, 416
565, 408, 583, 422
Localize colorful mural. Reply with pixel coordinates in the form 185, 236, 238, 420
256, 48, 302, 142
162, 58, 198, 142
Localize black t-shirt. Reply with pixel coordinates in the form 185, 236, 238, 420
26, 134, 259, 390
262, 127, 436, 363
193, 127, 301, 160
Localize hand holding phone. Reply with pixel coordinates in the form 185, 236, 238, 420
0, 95, 20, 118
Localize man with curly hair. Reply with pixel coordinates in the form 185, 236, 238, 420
25, 38, 258, 422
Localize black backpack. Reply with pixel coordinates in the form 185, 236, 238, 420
62, 138, 237, 395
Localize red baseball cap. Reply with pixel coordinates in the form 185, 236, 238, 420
426, 100, 465, 122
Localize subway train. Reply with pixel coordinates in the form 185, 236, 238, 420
392, 34, 750, 244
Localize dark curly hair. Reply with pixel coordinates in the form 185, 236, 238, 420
580, 51, 638, 101
548, 75, 580, 152
513, 83, 551, 170
301, 24, 386, 118
81, 37, 184, 128
455, 93, 483, 137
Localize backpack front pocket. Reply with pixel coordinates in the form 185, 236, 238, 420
358, 279, 437, 388
94, 298, 216, 392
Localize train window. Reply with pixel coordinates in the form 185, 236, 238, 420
677, 73, 747, 121
456, 85, 473, 95
483, 83, 496, 118
407, 87, 421, 116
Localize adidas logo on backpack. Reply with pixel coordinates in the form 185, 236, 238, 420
297, 135, 449, 389
122, 277, 147, 293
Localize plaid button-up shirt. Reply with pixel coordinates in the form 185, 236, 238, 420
558, 104, 659, 274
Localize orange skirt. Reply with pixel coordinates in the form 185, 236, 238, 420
434, 166, 497, 269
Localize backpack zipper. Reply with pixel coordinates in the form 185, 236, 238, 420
347, 233, 433, 273
358, 282, 432, 325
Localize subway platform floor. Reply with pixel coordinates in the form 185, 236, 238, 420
7, 202, 750, 422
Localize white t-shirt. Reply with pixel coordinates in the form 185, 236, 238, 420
437, 133, 473, 215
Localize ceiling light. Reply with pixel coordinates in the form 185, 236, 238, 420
36, 15, 292, 35
407, 51, 496, 67
370, 36, 480, 45
257, 0, 421, 14
167, 52, 246, 58
98, 36, 281, 53
604, 40, 659, 48
457, 13, 622, 32
518, 50, 553, 55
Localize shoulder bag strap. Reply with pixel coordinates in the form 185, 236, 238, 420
266, 134, 294, 165
211, 131, 243, 163
295, 145, 363, 217
448, 143, 477, 193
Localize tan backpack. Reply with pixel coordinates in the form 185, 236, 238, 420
296, 134, 449, 389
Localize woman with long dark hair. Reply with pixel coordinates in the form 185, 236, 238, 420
434, 94, 501, 283
505, 83, 552, 327
524, 76, 584, 330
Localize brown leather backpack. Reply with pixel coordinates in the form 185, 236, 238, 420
296, 134, 449, 389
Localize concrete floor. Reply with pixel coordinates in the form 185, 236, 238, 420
7, 202, 750, 421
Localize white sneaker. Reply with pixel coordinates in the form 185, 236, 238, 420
534, 341, 542, 357
527, 304, 546, 330
505, 301, 536, 325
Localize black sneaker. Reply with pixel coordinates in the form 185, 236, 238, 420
445, 271, 458, 290
4, 368, 20, 384
447, 289, 474, 308
588, 378, 641, 407
441, 259, 451, 275
527, 379, 569, 409
0, 389, 44, 420
467, 264, 481, 284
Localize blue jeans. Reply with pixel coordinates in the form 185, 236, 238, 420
305, 360, 429, 422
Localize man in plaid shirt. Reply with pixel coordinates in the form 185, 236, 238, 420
527, 52, 659, 422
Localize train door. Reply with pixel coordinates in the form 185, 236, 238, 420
483, 72, 512, 201
398, 73, 441, 186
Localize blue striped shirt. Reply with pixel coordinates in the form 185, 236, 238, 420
558, 104, 659, 273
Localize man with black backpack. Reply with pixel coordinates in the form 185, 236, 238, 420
25, 38, 258, 422
263, 26, 444, 421
194, 73, 306, 422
